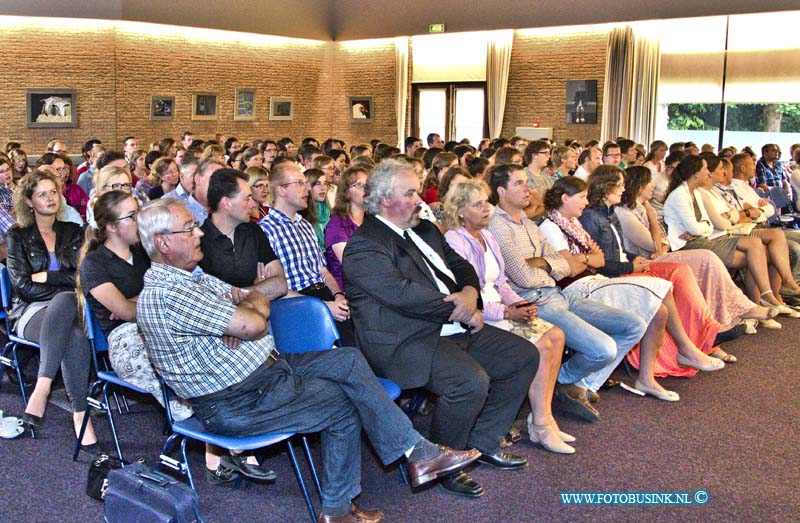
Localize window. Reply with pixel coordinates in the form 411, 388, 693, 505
412, 82, 487, 146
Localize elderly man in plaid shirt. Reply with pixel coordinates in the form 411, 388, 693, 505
135, 198, 481, 523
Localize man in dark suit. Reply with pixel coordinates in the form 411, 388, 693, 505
343, 159, 539, 498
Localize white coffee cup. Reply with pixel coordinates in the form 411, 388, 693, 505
2, 417, 23, 434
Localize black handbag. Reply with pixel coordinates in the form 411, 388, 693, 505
87, 454, 126, 501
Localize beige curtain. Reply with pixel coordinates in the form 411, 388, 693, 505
601, 26, 660, 145
394, 37, 409, 149
486, 30, 514, 139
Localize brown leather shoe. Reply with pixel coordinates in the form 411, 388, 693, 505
555, 383, 600, 422
406, 445, 481, 488
317, 503, 385, 523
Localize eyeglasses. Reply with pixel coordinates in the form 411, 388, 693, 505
161, 223, 200, 235
103, 182, 132, 191
113, 212, 138, 223
280, 180, 309, 188
55, 166, 69, 173
349, 181, 366, 189
535, 151, 550, 156
252, 182, 268, 190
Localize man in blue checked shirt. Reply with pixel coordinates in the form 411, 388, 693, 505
258, 162, 355, 345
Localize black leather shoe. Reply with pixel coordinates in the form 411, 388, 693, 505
220, 453, 277, 481
439, 470, 485, 498
477, 450, 527, 470
555, 383, 600, 422
205, 464, 239, 486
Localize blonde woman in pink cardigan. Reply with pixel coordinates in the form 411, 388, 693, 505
443, 180, 574, 455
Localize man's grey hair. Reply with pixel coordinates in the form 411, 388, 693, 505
137, 198, 186, 258
364, 159, 413, 215
179, 156, 199, 176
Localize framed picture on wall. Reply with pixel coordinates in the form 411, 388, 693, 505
26, 89, 77, 128
235, 88, 256, 121
349, 96, 373, 123
566, 80, 597, 124
269, 97, 293, 121
192, 92, 218, 120
150, 96, 174, 120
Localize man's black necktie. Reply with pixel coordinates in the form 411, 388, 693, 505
404, 231, 458, 293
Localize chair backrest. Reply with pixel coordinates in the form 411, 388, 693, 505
769, 186, 792, 210
0, 266, 13, 311
83, 299, 109, 352
269, 296, 339, 353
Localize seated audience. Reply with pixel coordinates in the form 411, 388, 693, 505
421, 151, 458, 205
245, 166, 270, 222
344, 159, 538, 498
8, 171, 96, 448
521, 140, 552, 216
486, 163, 646, 418
664, 156, 799, 316
325, 165, 369, 291
36, 153, 85, 224
549, 146, 577, 179
616, 166, 775, 330
574, 146, 601, 182
147, 157, 179, 201
301, 168, 331, 251
442, 181, 573, 454
9, 148, 30, 183
570, 170, 731, 373
136, 197, 480, 522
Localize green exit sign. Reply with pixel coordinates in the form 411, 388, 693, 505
429, 23, 446, 33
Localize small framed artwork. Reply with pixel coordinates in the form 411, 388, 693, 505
349, 96, 373, 123
566, 80, 598, 124
269, 97, 293, 121
192, 92, 218, 120
26, 89, 77, 128
235, 88, 256, 121
150, 95, 174, 121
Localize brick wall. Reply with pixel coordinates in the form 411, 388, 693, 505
331, 40, 399, 148
502, 29, 609, 144
0, 22, 118, 152
0, 19, 609, 155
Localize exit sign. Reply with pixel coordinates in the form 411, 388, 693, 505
429, 24, 445, 33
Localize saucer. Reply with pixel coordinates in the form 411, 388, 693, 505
0, 426, 23, 439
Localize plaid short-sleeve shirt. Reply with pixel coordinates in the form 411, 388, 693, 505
137, 263, 275, 399
258, 208, 326, 291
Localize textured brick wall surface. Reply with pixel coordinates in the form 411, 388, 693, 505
0, 21, 609, 154
503, 29, 609, 144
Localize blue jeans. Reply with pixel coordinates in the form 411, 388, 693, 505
189, 347, 420, 508
519, 286, 646, 391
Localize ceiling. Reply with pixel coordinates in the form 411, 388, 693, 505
0, 0, 794, 41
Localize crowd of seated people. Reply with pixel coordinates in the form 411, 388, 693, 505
2, 131, 800, 523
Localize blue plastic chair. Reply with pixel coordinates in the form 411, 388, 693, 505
0, 267, 41, 437
157, 377, 318, 522
768, 186, 798, 228
269, 296, 404, 489
74, 300, 150, 462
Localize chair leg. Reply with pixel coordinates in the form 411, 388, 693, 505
301, 435, 322, 499
286, 439, 317, 523
10, 344, 35, 438
102, 383, 124, 461
73, 378, 103, 461
180, 437, 196, 493
399, 462, 410, 486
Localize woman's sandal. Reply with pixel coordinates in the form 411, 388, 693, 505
711, 348, 737, 363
